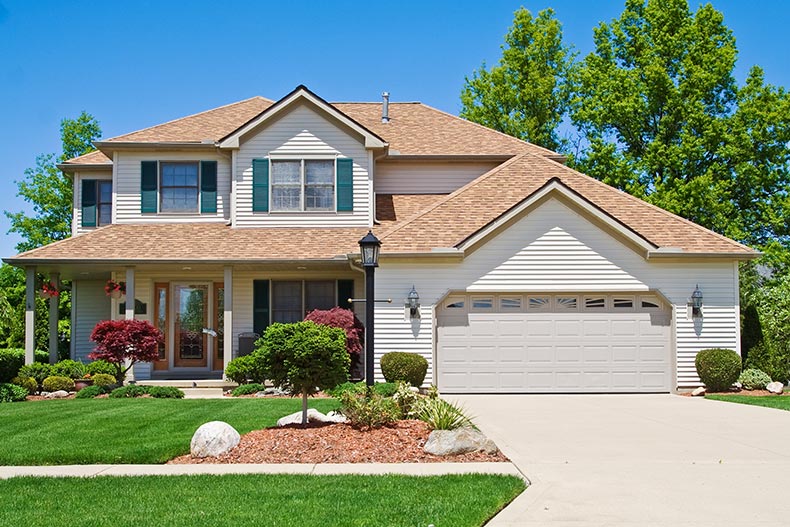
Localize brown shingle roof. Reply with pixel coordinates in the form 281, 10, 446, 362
378, 154, 756, 256
375, 194, 448, 227
60, 150, 112, 165
8, 224, 368, 262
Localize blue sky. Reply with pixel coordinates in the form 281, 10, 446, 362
0, 0, 787, 257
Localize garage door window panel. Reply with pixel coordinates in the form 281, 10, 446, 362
500, 297, 522, 310
471, 297, 494, 310
613, 297, 634, 309
528, 296, 550, 311
556, 296, 578, 310
584, 297, 607, 310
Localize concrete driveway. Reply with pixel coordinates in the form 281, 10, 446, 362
453, 394, 790, 526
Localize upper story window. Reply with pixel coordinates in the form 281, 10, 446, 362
271, 159, 335, 212
81, 179, 112, 228
160, 162, 199, 213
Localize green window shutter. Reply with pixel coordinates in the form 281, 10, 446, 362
252, 159, 269, 212
81, 179, 97, 228
200, 161, 218, 213
141, 161, 158, 213
253, 279, 270, 336
337, 280, 354, 310
336, 158, 353, 212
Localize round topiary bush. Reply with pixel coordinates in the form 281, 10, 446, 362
695, 348, 741, 392
380, 352, 428, 387
11, 375, 37, 395
738, 368, 772, 390
90, 373, 117, 388
42, 375, 75, 392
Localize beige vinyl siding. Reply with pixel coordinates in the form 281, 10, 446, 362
72, 280, 111, 362
375, 198, 739, 388
375, 160, 500, 194
235, 104, 371, 227
114, 152, 231, 223
72, 171, 112, 236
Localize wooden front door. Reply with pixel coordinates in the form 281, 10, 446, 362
174, 284, 209, 368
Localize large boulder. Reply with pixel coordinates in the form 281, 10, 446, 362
423, 428, 498, 456
190, 421, 240, 458
277, 409, 347, 426
766, 382, 784, 394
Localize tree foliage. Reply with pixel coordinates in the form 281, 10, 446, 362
304, 307, 364, 356
460, 8, 575, 151
570, 0, 790, 267
89, 319, 163, 384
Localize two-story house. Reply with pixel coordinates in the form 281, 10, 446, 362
6, 85, 756, 392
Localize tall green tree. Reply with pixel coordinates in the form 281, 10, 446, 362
460, 8, 576, 152
6, 111, 101, 252
571, 0, 790, 268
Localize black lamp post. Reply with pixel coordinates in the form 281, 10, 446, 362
359, 230, 381, 387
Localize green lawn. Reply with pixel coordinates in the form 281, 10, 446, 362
0, 398, 338, 465
705, 394, 790, 411
0, 474, 525, 527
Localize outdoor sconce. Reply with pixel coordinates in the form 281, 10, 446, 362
690, 285, 703, 318
406, 285, 421, 319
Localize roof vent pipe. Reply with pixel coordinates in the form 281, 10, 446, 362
381, 91, 390, 123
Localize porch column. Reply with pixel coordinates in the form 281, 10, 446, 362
24, 266, 36, 365
124, 267, 135, 320
223, 266, 233, 374
48, 272, 60, 364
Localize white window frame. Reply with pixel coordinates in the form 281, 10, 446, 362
269, 157, 337, 213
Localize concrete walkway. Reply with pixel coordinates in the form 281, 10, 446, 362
454, 394, 790, 527
0, 462, 521, 479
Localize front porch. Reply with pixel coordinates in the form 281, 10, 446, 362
21, 261, 363, 380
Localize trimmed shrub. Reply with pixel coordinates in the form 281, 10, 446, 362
85, 360, 117, 377
146, 386, 184, 399
42, 375, 75, 392
0, 383, 29, 403
224, 354, 266, 385
11, 376, 37, 395
90, 373, 116, 388
75, 385, 105, 399
326, 381, 397, 398
231, 383, 265, 397
109, 385, 148, 398
695, 348, 741, 392
18, 363, 53, 388
89, 319, 163, 384
0, 348, 48, 383
738, 368, 772, 390
52, 359, 86, 380
415, 398, 474, 430
339, 390, 400, 429
745, 341, 790, 385
380, 352, 428, 387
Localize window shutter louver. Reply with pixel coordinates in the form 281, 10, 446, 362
336, 158, 353, 212
141, 161, 158, 213
81, 179, 97, 228
200, 161, 218, 213
253, 280, 270, 335
252, 159, 269, 212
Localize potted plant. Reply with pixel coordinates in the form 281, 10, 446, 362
104, 279, 126, 300
39, 281, 59, 300
74, 374, 93, 392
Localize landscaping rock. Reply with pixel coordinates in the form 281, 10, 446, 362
691, 387, 706, 397
423, 428, 498, 456
276, 409, 347, 426
766, 382, 784, 394
44, 390, 70, 399
190, 421, 240, 458
255, 387, 288, 397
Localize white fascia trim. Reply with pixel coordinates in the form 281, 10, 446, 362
218, 89, 387, 150
457, 180, 657, 255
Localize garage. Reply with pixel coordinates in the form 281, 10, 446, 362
436, 293, 672, 393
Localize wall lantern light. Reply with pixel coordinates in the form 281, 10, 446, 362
691, 284, 703, 318
406, 285, 420, 318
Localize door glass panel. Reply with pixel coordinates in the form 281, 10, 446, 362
216, 286, 224, 361
175, 285, 208, 365
156, 287, 167, 360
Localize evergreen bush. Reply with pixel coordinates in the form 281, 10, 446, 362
380, 352, 428, 387
695, 348, 741, 392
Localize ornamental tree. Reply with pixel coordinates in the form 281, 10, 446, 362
304, 307, 364, 377
257, 321, 349, 425
89, 319, 163, 384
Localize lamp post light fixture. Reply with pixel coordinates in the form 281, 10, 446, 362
406, 285, 420, 318
358, 230, 381, 387
691, 284, 703, 318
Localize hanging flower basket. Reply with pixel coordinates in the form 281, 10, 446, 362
39, 281, 59, 300
105, 280, 126, 299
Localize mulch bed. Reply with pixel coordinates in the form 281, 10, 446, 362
168, 419, 508, 464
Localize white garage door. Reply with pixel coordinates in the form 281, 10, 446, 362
437, 293, 672, 393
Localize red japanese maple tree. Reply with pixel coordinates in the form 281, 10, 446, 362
304, 307, 363, 356
89, 319, 163, 384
